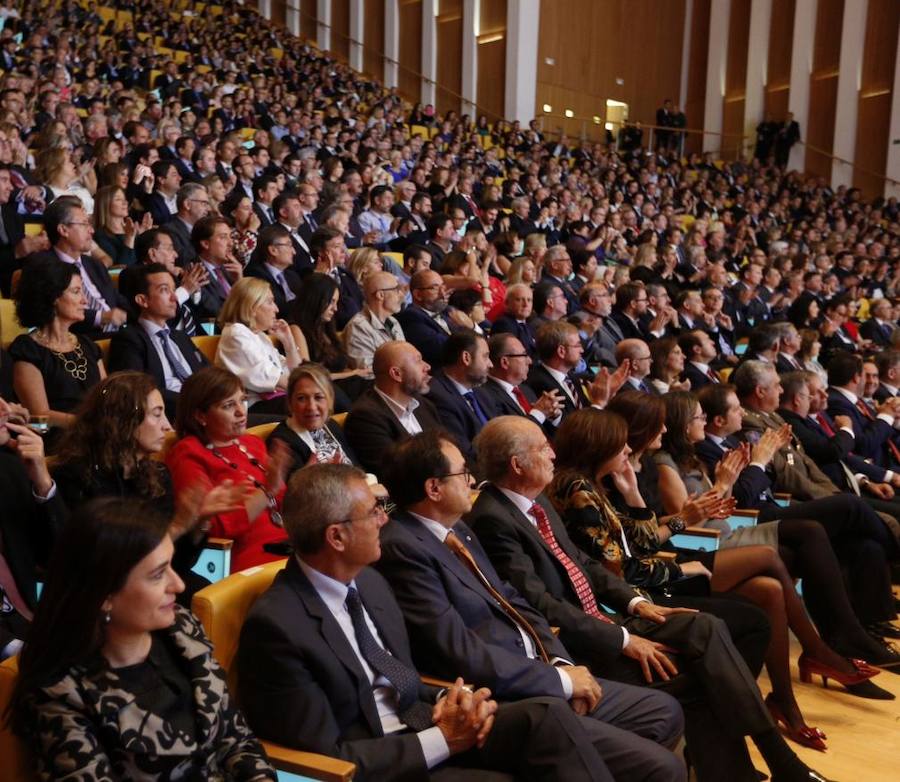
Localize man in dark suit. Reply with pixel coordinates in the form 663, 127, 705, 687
271, 190, 313, 272
244, 225, 303, 321
481, 334, 562, 424
378, 432, 686, 782
679, 330, 721, 390
0, 401, 61, 659
33, 196, 129, 338
109, 263, 209, 419
860, 299, 895, 349
577, 283, 622, 368
237, 462, 625, 782
611, 282, 672, 342
344, 341, 443, 475
489, 284, 538, 358
165, 182, 211, 266
826, 351, 900, 470
540, 246, 579, 314
141, 159, 182, 226
189, 215, 244, 322
0, 164, 42, 297
251, 174, 279, 227
425, 332, 494, 462
396, 269, 459, 367
467, 417, 829, 782
874, 350, 900, 403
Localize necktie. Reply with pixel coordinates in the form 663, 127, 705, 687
305, 213, 317, 231
158, 329, 190, 383
637, 379, 650, 394
706, 367, 720, 384
464, 391, 489, 426
511, 385, 532, 414
276, 271, 296, 301
432, 312, 450, 334
75, 259, 108, 314
530, 503, 611, 623
563, 376, 579, 406
344, 587, 433, 731
856, 400, 900, 463
213, 264, 231, 295
516, 321, 532, 351
444, 530, 550, 662
816, 413, 835, 437
178, 302, 198, 337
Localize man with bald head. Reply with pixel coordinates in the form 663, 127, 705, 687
490, 283, 537, 357
343, 270, 405, 369
615, 339, 654, 394
344, 341, 443, 474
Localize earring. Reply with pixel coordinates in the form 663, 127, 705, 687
104, 610, 111, 624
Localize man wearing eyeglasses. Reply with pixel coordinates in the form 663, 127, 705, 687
166, 183, 210, 266
396, 269, 462, 367
377, 432, 686, 782
245, 225, 304, 321
344, 270, 406, 370
614, 339, 655, 395
239, 463, 622, 782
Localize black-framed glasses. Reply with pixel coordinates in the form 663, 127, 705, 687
337, 495, 395, 525
502, 352, 530, 359
377, 285, 401, 293
436, 469, 472, 482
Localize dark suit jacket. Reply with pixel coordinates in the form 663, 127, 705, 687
424, 371, 489, 460
489, 315, 537, 357
467, 485, 634, 664
525, 364, 586, 426
395, 305, 454, 367
778, 408, 885, 488
192, 260, 232, 321
683, 362, 719, 390
874, 383, 896, 404
253, 202, 276, 228
265, 419, 358, 479
237, 559, 440, 781
479, 377, 535, 418
859, 318, 894, 348
377, 511, 571, 701
826, 388, 895, 466
163, 216, 197, 266
695, 435, 773, 510
0, 451, 63, 649
244, 261, 303, 321
108, 323, 208, 418
343, 387, 443, 474
335, 268, 364, 332
774, 353, 804, 374
610, 311, 644, 341
0, 201, 25, 296
141, 191, 175, 226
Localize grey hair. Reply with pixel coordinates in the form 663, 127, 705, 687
543, 244, 568, 263
732, 360, 777, 399
283, 463, 367, 555
176, 182, 208, 211
474, 417, 541, 483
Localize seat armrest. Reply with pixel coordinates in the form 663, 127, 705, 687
206, 537, 234, 550
420, 674, 456, 689
262, 741, 355, 782
680, 526, 721, 538
652, 551, 678, 561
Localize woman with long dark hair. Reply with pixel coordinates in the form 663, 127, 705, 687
7, 497, 276, 781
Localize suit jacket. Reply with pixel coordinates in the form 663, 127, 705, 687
695, 435, 774, 510
424, 371, 490, 461
874, 383, 896, 404
377, 511, 571, 700
163, 216, 197, 266
237, 559, 439, 780
335, 267, 364, 332
740, 409, 838, 500
0, 201, 25, 296
610, 311, 644, 341
395, 305, 455, 367
193, 261, 232, 321
479, 377, 535, 419
778, 408, 885, 489
489, 315, 537, 357
826, 388, 896, 467
141, 191, 175, 226
859, 318, 894, 348
26, 606, 273, 781
343, 387, 443, 474
265, 418, 358, 478
244, 261, 303, 321
108, 324, 208, 418
683, 362, 719, 390
253, 202, 276, 228
467, 485, 634, 664
526, 364, 587, 425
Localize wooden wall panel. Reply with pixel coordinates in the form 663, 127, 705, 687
331, 0, 350, 62
300, 0, 317, 41
805, 0, 843, 178
271, 0, 286, 28
853, 0, 900, 196
398, 0, 423, 102
436, 0, 463, 115
476, 0, 506, 121
684, 0, 711, 154
722, 0, 751, 159
536, 1, 686, 142
363, 0, 385, 79
764, 0, 794, 122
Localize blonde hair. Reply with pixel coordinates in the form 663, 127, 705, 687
286, 363, 335, 416
348, 246, 382, 284
35, 146, 70, 185
217, 277, 273, 330
92, 185, 123, 232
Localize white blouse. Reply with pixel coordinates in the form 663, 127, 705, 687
215, 322, 287, 407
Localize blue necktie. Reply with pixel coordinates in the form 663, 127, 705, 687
158, 328, 190, 383
464, 390, 489, 426
345, 587, 432, 731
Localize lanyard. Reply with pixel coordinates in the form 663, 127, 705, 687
205, 440, 283, 527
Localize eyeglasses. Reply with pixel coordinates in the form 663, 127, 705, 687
691, 413, 708, 421
377, 285, 401, 293
188, 198, 211, 205
64, 221, 92, 227
436, 468, 472, 483
271, 241, 293, 248
633, 354, 652, 361
502, 352, 530, 359
337, 495, 395, 525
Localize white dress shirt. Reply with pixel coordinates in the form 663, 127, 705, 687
215, 323, 287, 406
139, 318, 191, 392
374, 387, 423, 435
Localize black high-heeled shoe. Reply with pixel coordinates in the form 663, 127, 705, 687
844, 680, 896, 700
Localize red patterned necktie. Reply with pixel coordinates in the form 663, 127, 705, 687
530, 502, 612, 623
512, 385, 532, 413
816, 413, 835, 437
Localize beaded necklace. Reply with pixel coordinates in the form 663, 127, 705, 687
205, 439, 283, 527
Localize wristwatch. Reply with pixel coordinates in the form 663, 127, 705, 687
666, 516, 687, 534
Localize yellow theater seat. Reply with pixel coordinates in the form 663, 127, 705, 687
192, 334, 220, 363
0, 657, 34, 782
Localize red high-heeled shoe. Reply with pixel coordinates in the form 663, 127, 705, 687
798, 653, 880, 688
765, 694, 827, 752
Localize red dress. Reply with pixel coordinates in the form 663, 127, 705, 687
166, 434, 287, 571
